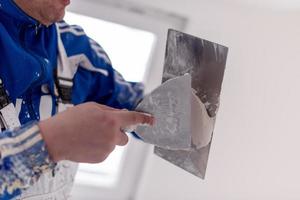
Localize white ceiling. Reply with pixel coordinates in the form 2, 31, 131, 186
128, 0, 300, 12
223, 0, 300, 10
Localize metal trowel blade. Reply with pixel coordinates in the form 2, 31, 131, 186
155, 29, 228, 179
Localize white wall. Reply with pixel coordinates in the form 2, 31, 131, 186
132, 0, 300, 199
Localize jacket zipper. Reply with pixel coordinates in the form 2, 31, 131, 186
19, 23, 46, 120
20, 24, 46, 87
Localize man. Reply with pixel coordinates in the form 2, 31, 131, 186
0, 0, 154, 199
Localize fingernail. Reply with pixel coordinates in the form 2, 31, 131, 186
147, 116, 155, 126
142, 112, 153, 117
140, 112, 155, 126
151, 117, 155, 126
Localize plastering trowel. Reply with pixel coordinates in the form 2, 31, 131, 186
134, 29, 228, 179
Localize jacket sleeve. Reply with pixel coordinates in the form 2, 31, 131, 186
0, 122, 55, 199
58, 21, 144, 110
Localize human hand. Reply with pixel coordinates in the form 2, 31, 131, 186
38, 102, 154, 163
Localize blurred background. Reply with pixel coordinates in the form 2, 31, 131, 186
65, 0, 300, 199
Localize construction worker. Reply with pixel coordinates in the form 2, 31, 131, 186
0, 0, 154, 199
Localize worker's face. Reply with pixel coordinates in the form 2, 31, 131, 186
14, 0, 70, 25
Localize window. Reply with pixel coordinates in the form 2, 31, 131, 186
65, 12, 155, 83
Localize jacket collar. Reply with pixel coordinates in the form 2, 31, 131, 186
0, 0, 39, 25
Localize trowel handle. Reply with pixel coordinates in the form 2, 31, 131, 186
121, 125, 143, 140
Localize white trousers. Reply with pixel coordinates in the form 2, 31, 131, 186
17, 161, 78, 200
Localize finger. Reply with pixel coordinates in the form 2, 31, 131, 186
116, 131, 129, 146
116, 110, 155, 127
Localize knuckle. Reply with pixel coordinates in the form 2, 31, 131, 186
98, 114, 117, 129
130, 113, 139, 123
105, 117, 118, 127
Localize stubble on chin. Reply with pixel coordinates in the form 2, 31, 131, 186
45, 9, 66, 25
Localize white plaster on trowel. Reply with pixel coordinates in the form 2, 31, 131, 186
191, 91, 215, 149
134, 73, 216, 151
135, 74, 191, 150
